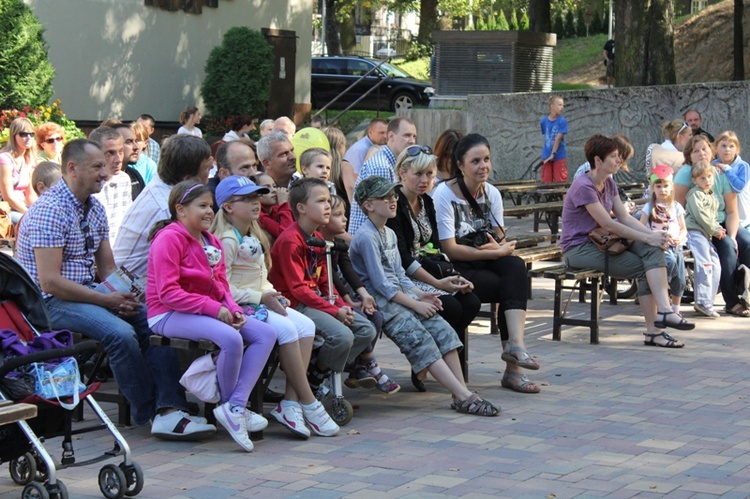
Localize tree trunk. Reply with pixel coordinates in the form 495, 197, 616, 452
615, 0, 676, 86
529, 0, 551, 33
734, 0, 745, 80
325, 0, 342, 55
417, 0, 439, 46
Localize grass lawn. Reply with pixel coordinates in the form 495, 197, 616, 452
553, 33, 609, 75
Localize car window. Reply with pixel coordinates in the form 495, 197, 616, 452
313, 59, 344, 75
345, 60, 374, 77
380, 62, 411, 78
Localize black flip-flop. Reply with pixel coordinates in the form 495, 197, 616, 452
654, 311, 695, 330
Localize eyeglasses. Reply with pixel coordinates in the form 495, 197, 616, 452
678, 122, 690, 135
18, 132, 35, 138
377, 193, 399, 202
44, 136, 63, 144
406, 145, 433, 157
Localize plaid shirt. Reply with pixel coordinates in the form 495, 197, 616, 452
92, 171, 132, 242
16, 179, 109, 299
347, 145, 397, 235
148, 137, 161, 166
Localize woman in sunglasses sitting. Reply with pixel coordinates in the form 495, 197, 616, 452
385, 145, 481, 391
35, 122, 65, 165
646, 119, 693, 176
0, 118, 38, 223
432, 133, 541, 394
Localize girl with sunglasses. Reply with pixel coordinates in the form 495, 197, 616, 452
35, 122, 65, 164
0, 118, 38, 222
433, 133, 541, 394
646, 119, 693, 177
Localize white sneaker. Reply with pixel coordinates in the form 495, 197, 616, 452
245, 410, 268, 432
213, 402, 253, 452
302, 402, 339, 437
151, 410, 216, 441
270, 401, 310, 439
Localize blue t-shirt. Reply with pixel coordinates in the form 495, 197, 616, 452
540, 115, 568, 160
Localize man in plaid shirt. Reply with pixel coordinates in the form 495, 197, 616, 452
16, 139, 216, 441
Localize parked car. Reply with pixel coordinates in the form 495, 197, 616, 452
376, 46, 397, 57
311, 55, 434, 112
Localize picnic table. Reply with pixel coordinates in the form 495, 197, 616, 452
504, 201, 563, 234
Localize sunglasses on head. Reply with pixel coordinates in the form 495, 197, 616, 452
406, 145, 433, 157
44, 136, 63, 144
18, 132, 35, 138
678, 122, 690, 135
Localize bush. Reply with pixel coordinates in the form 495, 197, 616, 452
590, 9, 604, 34
404, 42, 432, 62
0, 100, 84, 147
496, 10, 509, 30
564, 10, 576, 38
0, 0, 55, 110
553, 12, 565, 38
509, 9, 519, 31
200, 27, 274, 120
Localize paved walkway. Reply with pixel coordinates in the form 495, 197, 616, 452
3, 219, 750, 497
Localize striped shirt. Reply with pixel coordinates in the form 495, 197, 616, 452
16, 179, 109, 299
348, 145, 397, 235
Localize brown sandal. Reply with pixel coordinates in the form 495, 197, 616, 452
453, 394, 500, 416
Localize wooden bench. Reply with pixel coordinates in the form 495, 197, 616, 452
504, 201, 564, 234
149, 335, 278, 440
0, 400, 37, 426
528, 264, 604, 344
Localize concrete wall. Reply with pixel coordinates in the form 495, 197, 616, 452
398, 109, 467, 149
468, 81, 750, 182
25, 0, 311, 123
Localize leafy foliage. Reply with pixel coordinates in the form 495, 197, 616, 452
520, 10, 530, 30
0, 100, 84, 147
404, 42, 433, 62
509, 9, 519, 30
564, 9, 576, 37
576, 8, 587, 37
496, 9, 510, 30
0, 0, 55, 110
200, 27, 274, 119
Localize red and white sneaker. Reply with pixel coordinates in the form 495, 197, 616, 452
270, 401, 310, 439
302, 401, 339, 437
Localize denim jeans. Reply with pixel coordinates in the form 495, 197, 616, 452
713, 224, 750, 309
45, 298, 187, 425
687, 231, 720, 307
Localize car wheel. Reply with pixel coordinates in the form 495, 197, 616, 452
391, 92, 415, 111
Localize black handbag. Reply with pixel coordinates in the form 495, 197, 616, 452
418, 252, 457, 279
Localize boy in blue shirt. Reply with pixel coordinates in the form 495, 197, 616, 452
540, 95, 568, 183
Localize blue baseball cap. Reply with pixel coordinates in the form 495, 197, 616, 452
215, 175, 270, 206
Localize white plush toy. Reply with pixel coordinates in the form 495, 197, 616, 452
238, 235, 264, 263
203, 244, 222, 267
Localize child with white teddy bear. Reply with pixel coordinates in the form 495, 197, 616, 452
210, 175, 340, 438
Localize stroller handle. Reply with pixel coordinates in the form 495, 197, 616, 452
0, 340, 99, 377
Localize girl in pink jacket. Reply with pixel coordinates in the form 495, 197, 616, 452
146, 181, 277, 452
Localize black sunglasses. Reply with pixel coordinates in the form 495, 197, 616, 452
18, 132, 35, 138
44, 137, 63, 144
406, 145, 433, 157
80, 219, 94, 253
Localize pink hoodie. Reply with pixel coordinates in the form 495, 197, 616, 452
146, 221, 242, 319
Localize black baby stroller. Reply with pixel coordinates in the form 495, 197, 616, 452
0, 252, 143, 498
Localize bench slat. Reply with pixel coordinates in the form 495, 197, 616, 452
0, 403, 37, 426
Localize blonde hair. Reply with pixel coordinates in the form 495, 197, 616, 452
299, 147, 330, 172
31, 161, 62, 195
690, 160, 714, 180
395, 146, 436, 180
662, 119, 691, 142
2, 118, 37, 160
714, 130, 741, 156
323, 126, 346, 188
548, 94, 563, 106
210, 204, 272, 270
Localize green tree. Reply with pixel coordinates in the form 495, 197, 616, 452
496, 9, 510, 30
590, 8, 603, 34
0, 0, 54, 110
564, 9, 576, 37
200, 27, 274, 119
509, 9, 519, 30
520, 10, 530, 30
552, 11, 564, 37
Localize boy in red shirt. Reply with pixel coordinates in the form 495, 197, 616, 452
269, 178, 377, 393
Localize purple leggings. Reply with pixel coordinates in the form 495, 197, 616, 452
152, 312, 277, 407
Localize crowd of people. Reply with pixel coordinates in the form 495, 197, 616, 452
2, 103, 748, 452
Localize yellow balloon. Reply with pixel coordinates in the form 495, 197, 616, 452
292, 127, 330, 173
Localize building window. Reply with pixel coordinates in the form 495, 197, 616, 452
691, 0, 707, 13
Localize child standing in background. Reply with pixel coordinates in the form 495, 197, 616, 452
684, 161, 724, 318
639, 165, 687, 315
713, 131, 750, 229
147, 181, 277, 452
540, 95, 568, 184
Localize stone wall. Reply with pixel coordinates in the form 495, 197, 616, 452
467, 81, 750, 182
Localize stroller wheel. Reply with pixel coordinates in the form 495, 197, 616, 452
21, 481, 49, 499
10, 452, 37, 485
98, 464, 127, 499
330, 398, 353, 426
47, 479, 68, 499
120, 461, 144, 497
